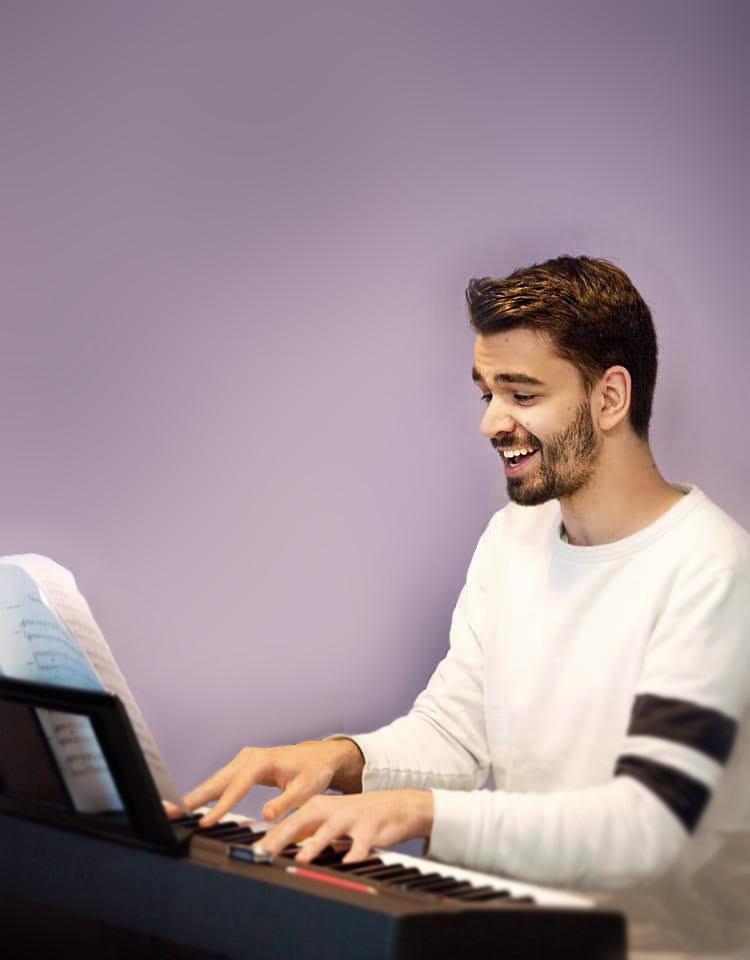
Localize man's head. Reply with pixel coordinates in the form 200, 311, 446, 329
467, 256, 657, 506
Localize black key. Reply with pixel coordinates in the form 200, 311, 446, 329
349, 859, 385, 877
452, 885, 497, 900
333, 858, 382, 873
383, 868, 422, 885
208, 828, 267, 843
438, 881, 474, 898
219, 828, 265, 843
170, 814, 204, 828
226, 829, 267, 844
401, 873, 447, 890
510, 895, 535, 904
347, 861, 394, 877
355, 865, 414, 881
310, 847, 347, 867
195, 823, 237, 837
420, 879, 472, 895
458, 888, 512, 902
405, 876, 462, 893
195, 821, 240, 836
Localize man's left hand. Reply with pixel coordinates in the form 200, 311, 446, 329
254, 789, 434, 864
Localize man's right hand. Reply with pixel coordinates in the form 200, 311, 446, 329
180, 738, 364, 828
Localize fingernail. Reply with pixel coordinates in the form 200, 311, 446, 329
249, 844, 274, 863
230, 844, 274, 865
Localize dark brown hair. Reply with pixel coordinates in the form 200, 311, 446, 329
466, 255, 657, 438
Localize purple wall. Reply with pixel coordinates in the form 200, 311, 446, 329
1, 1, 748, 817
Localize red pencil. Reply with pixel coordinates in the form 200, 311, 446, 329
286, 865, 378, 895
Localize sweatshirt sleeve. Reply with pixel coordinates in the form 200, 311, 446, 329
429, 567, 750, 889
347, 514, 502, 793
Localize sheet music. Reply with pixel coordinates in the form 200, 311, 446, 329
0, 556, 183, 811
0, 562, 123, 811
34, 707, 125, 813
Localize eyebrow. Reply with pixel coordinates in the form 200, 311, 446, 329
471, 367, 544, 387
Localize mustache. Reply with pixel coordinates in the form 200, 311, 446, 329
492, 435, 542, 451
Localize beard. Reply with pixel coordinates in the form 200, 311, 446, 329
503, 400, 601, 507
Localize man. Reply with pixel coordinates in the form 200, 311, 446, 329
184, 257, 750, 957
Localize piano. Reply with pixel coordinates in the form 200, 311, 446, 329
0, 678, 626, 959
0, 809, 626, 959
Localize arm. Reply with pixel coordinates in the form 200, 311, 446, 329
429, 568, 750, 888
258, 567, 750, 885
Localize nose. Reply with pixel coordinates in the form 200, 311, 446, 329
480, 397, 517, 440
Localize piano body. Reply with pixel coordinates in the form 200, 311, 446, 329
0, 678, 626, 959
0, 811, 625, 959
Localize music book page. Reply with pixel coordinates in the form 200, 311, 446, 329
0, 555, 183, 812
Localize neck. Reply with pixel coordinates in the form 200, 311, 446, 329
559, 437, 685, 547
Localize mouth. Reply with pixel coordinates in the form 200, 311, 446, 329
498, 446, 540, 477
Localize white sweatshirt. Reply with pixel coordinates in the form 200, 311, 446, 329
350, 485, 750, 957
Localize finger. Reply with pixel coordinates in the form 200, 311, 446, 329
256, 806, 325, 856
182, 766, 234, 811
295, 820, 347, 864
162, 800, 182, 819
341, 833, 374, 864
198, 775, 255, 827
262, 776, 316, 821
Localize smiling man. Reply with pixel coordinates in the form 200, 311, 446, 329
185, 257, 750, 958
472, 330, 601, 509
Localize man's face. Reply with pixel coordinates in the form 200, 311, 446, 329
472, 329, 601, 506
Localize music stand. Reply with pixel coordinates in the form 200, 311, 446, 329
0, 676, 191, 855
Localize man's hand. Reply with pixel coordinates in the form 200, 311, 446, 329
253, 790, 434, 864
180, 738, 364, 828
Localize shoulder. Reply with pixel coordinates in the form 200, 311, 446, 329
670, 487, 750, 581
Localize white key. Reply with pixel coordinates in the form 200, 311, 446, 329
375, 848, 592, 908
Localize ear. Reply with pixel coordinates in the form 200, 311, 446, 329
594, 365, 631, 432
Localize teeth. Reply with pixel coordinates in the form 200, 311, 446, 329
502, 447, 536, 459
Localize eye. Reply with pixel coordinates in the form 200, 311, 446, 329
513, 393, 535, 404
480, 393, 492, 405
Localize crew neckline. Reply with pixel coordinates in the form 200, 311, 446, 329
553, 484, 704, 562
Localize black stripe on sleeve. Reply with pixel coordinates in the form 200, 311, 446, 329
628, 694, 737, 764
615, 755, 710, 832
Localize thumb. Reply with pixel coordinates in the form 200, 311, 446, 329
262, 776, 317, 821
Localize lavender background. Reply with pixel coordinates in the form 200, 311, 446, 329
1, 0, 748, 818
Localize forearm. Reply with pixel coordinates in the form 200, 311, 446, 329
428, 777, 687, 889
351, 711, 490, 792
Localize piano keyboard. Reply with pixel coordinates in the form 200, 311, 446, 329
179, 807, 592, 911
1, 806, 626, 960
